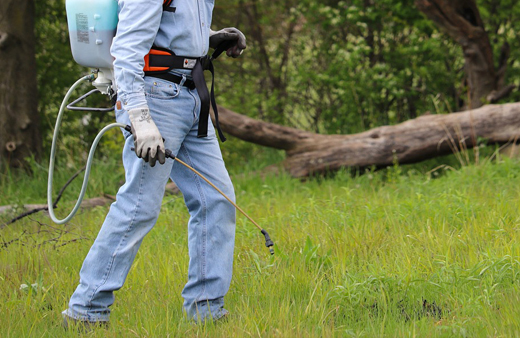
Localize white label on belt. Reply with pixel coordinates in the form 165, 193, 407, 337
183, 59, 197, 69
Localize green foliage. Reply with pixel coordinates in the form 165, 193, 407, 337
478, 0, 520, 102
33, 1, 520, 167
292, 0, 460, 132
213, 0, 520, 136
3, 157, 520, 336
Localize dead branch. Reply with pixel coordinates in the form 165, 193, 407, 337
217, 102, 520, 177
1, 166, 86, 227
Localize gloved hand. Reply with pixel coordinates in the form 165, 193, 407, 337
127, 107, 165, 167
209, 27, 247, 58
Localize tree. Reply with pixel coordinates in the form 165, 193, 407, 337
415, 0, 516, 109
0, 0, 41, 168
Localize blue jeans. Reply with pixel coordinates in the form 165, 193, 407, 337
63, 74, 236, 322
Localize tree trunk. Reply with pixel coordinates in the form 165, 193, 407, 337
217, 103, 520, 177
0, 0, 40, 168
415, 0, 515, 109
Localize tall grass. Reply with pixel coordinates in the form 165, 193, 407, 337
2, 154, 520, 337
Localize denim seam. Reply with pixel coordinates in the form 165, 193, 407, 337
86, 160, 146, 312
188, 88, 199, 123
181, 144, 207, 302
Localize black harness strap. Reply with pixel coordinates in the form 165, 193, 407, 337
191, 57, 226, 141
147, 53, 198, 71
191, 60, 210, 139
144, 53, 226, 142
144, 37, 234, 142
206, 59, 226, 142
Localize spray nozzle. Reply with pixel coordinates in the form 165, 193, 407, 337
261, 229, 275, 255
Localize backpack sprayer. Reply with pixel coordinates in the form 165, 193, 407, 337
47, 0, 274, 255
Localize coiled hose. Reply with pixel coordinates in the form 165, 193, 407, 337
47, 75, 125, 224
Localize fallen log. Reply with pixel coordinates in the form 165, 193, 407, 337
217, 102, 520, 177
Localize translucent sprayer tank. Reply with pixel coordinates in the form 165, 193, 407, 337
66, 0, 118, 69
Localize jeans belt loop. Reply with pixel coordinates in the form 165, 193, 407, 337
179, 74, 187, 87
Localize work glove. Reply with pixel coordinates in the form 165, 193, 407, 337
127, 107, 166, 167
209, 27, 247, 58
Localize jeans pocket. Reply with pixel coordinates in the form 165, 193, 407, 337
145, 78, 181, 100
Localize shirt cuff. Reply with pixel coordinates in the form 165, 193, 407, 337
118, 92, 148, 111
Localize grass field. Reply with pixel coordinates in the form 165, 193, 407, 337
2, 153, 520, 337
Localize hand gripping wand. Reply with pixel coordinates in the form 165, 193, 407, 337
127, 126, 275, 255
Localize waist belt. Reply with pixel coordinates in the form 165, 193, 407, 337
144, 46, 226, 142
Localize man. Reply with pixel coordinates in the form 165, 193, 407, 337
62, 0, 246, 326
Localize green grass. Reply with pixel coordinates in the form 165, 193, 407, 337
2, 154, 520, 337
